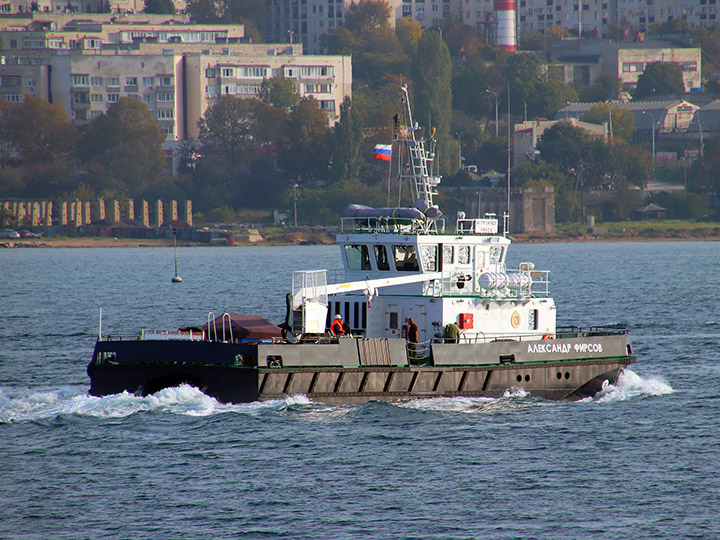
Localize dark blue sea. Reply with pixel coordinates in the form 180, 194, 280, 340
1, 241, 719, 539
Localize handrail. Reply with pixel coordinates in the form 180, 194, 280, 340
208, 311, 216, 341
222, 312, 233, 342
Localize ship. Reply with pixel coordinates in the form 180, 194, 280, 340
88, 86, 635, 404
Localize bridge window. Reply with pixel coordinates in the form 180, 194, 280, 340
345, 244, 371, 270
392, 245, 419, 272
458, 245, 471, 265
420, 244, 438, 271
443, 245, 454, 264
374, 245, 390, 271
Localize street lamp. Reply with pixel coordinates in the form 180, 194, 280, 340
455, 132, 462, 170
642, 110, 659, 170
486, 89, 499, 137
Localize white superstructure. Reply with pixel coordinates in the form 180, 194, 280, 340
292, 86, 555, 352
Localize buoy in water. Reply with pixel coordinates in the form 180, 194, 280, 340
171, 227, 182, 283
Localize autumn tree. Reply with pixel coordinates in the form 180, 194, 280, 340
633, 62, 685, 99
583, 103, 635, 142
78, 98, 166, 195
395, 17, 422, 54
7, 96, 76, 165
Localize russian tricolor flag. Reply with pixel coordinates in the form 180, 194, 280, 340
374, 144, 392, 161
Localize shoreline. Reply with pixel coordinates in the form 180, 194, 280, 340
3, 230, 720, 248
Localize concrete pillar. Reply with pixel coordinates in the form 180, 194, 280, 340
31, 201, 40, 226
74, 200, 82, 227
170, 200, 178, 222
184, 200, 193, 227
17, 202, 27, 225
45, 201, 53, 226
112, 200, 121, 223
155, 199, 163, 228
141, 200, 149, 227
97, 198, 106, 221
61, 201, 68, 226
127, 199, 135, 221
83, 201, 91, 225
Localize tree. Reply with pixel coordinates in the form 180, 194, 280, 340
279, 97, 332, 182
186, 0, 227, 23
536, 122, 591, 173
411, 30, 453, 173
331, 97, 364, 182
583, 103, 635, 142
577, 72, 622, 102
144, 0, 175, 14
344, 0, 392, 36
633, 62, 685, 99
78, 98, 166, 195
395, 17, 422, 53
259, 75, 300, 109
7, 96, 76, 165
197, 96, 259, 179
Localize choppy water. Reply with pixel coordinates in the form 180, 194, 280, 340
1, 242, 718, 539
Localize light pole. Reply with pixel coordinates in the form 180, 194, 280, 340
455, 132, 462, 170
642, 110, 658, 171
486, 89, 498, 137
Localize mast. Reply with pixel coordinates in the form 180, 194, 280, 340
396, 85, 441, 214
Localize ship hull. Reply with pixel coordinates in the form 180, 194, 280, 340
88, 334, 635, 403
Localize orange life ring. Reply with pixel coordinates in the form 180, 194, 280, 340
542, 333, 555, 340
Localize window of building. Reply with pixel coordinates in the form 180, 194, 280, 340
159, 76, 172, 86
392, 245, 419, 272
71, 74, 89, 87
125, 77, 138, 86
221, 67, 235, 77
107, 77, 120, 88
143, 76, 155, 86
157, 92, 173, 102
157, 108, 174, 119
374, 245, 390, 271
107, 94, 119, 103
91, 77, 103, 86
90, 93, 103, 103
143, 93, 155, 103
345, 244, 371, 271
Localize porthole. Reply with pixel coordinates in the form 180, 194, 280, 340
524, 374, 530, 382
516, 374, 522, 382
556, 372, 562, 380
564, 372, 570, 379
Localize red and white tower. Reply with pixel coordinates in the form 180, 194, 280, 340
494, 0, 517, 52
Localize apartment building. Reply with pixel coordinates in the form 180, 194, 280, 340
547, 38, 701, 92
266, 0, 404, 54
0, 16, 352, 149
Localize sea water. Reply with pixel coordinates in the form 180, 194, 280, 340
1, 242, 718, 539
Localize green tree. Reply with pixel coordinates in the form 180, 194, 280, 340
331, 97, 364, 182
576, 72, 622, 102
279, 97, 332, 182
633, 62, 685, 99
186, 0, 227, 23
583, 103, 635, 142
344, 0, 392, 36
411, 30, 453, 173
143, 0, 175, 14
197, 96, 259, 179
536, 122, 591, 173
259, 75, 300, 109
79, 98, 166, 195
7, 96, 76, 165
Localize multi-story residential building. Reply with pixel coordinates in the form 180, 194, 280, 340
0, 15, 352, 149
266, 0, 404, 54
547, 38, 702, 93
0, 0, 186, 14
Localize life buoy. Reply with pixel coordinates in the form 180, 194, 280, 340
542, 333, 555, 340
